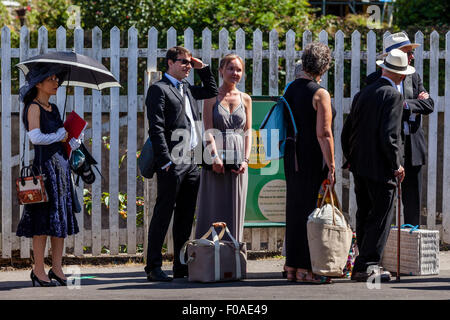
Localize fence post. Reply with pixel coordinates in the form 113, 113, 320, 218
366, 30, 377, 76
236, 28, 246, 92
219, 28, 229, 87
91, 26, 103, 256
127, 27, 138, 255
74, 27, 85, 256
109, 26, 121, 255
1, 26, 12, 258
252, 29, 262, 96
319, 30, 329, 90
184, 27, 194, 85
427, 31, 439, 230
269, 29, 279, 96
19, 25, 31, 258
334, 30, 345, 202
285, 30, 296, 85
443, 31, 450, 243
167, 26, 177, 49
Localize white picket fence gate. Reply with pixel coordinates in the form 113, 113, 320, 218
1, 25, 449, 259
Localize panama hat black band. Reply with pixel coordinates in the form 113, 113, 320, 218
384, 60, 408, 71
386, 40, 412, 53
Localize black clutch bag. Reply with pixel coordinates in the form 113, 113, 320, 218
203, 149, 242, 171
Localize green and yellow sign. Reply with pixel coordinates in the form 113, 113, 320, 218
245, 97, 286, 226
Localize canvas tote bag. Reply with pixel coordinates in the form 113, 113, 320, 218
180, 222, 247, 283
307, 184, 353, 277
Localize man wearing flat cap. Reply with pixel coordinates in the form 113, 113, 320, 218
342, 49, 416, 282
366, 32, 434, 227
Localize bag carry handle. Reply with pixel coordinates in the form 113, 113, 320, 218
400, 224, 419, 234
20, 165, 41, 186
180, 222, 242, 281
320, 184, 346, 226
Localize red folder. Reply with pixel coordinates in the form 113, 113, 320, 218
63, 111, 87, 157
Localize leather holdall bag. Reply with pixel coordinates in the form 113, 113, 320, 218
180, 222, 247, 283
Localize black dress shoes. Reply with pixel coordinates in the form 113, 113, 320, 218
146, 267, 173, 282
173, 266, 188, 279
351, 266, 392, 282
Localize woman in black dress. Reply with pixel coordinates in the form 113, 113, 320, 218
16, 64, 81, 287
283, 42, 335, 284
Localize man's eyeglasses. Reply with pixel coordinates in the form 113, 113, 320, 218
174, 58, 194, 67
407, 51, 414, 57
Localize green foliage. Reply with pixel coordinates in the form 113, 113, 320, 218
73, 0, 316, 35
83, 189, 145, 227
394, 0, 450, 29
22, 0, 71, 30
83, 136, 144, 227
0, 3, 12, 27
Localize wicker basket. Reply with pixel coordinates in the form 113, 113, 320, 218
381, 227, 439, 276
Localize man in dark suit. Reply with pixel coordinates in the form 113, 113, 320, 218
342, 49, 415, 282
366, 32, 434, 226
145, 46, 218, 281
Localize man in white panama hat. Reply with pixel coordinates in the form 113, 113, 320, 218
342, 49, 415, 282
366, 32, 434, 227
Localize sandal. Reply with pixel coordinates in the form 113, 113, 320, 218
285, 266, 297, 282
297, 270, 332, 284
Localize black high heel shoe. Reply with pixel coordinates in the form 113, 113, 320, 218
48, 269, 67, 286
30, 270, 56, 287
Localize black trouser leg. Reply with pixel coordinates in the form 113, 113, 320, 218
144, 168, 180, 274
402, 164, 422, 226
353, 174, 371, 253
172, 165, 200, 271
353, 174, 396, 273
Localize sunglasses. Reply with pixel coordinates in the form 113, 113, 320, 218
174, 58, 194, 67
407, 51, 414, 56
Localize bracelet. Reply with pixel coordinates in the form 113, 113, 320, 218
211, 153, 218, 159
243, 158, 249, 163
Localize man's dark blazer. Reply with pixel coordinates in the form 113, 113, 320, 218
146, 66, 218, 170
341, 77, 404, 183
366, 69, 434, 166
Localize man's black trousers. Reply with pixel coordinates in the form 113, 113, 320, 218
352, 173, 396, 273
144, 164, 200, 274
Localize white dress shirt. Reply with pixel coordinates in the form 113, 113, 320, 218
161, 73, 198, 169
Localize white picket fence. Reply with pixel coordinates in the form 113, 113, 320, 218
1, 25, 449, 259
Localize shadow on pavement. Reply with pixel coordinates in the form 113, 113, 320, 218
1, 270, 449, 292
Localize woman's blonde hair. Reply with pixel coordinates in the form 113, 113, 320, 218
219, 54, 245, 77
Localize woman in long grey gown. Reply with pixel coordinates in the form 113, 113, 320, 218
195, 54, 252, 242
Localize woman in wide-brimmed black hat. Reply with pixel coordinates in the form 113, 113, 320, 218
16, 63, 82, 287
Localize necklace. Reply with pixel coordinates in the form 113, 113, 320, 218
35, 98, 52, 111
301, 72, 319, 83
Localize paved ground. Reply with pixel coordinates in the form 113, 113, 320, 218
0, 252, 449, 300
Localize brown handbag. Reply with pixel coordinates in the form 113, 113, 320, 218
16, 165, 48, 205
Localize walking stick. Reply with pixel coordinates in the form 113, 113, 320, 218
396, 177, 402, 282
